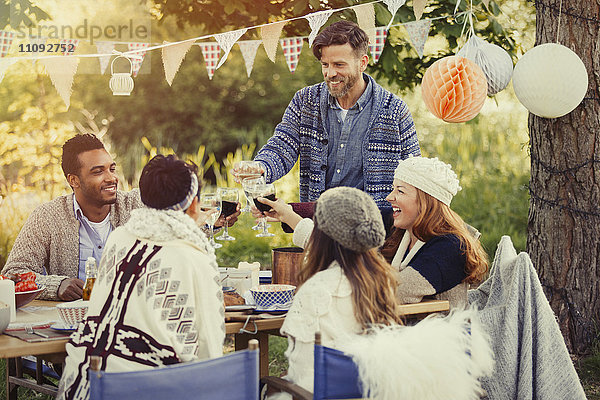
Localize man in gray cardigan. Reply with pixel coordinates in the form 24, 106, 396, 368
2, 134, 142, 301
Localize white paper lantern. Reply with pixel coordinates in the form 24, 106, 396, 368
512, 43, 588, 118
457, 35, 513, 96
109, 56, 134, 96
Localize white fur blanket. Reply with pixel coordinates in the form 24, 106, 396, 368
338, 309, 494, 400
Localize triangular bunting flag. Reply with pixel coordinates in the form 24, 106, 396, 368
41, 57, 79, 109
261, 21, 286, 62
214, 28, 247, 70
0, 58, 17, 84
367, 28, 387, 64
238, 40, 261, 78
162, 39, 195, 86
127, 42, 150, 77
305, 10, 333, 47
0, 30, 15, 57
482, 0, 490, 7
382, 0, 407, 30
353, 3, 376, 44
413, 0, 428, 20
59, 39, 79, 56
280, 37, 303, 73
95, 41, 115, 74
403, 19, 431, 58
198, 42, 221, 80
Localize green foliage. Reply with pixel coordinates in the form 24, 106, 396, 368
0, 0, 50, 30
149, 0, 535, 92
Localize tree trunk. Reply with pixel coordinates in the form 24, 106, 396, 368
528, 0, 600, 354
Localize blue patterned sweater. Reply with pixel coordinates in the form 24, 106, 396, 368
255, 74, 420, 210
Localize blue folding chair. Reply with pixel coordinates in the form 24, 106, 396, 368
261, 333, 364, 400
89, 339, 259, 400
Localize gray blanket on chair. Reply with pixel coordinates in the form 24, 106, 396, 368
468, 236, 586, 400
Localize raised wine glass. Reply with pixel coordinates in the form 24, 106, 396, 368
252, 182, 276, 238
199, 192, 222, 249
242, 176, 265, 231
216, 187, 239, 241
231, 161, 264, 212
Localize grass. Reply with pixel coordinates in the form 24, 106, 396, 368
575, 342, 600, 399
0, 358, 55, 400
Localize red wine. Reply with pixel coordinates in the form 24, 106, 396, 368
255, 193, 276, 213
222, 200, 238, 217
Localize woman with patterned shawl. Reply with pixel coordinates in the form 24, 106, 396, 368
57, 155, 225, 400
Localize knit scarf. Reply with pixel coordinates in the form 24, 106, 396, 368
124, 207, 217, 270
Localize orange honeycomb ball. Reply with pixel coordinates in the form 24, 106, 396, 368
421, 56, 488, 123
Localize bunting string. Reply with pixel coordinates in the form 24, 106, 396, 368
0, 1, 462, 62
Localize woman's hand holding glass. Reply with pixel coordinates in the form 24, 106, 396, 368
251, 197, 303, 231
250, 183, 276, 238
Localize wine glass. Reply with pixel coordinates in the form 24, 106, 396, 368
231, 161, 264, 212
199, 192, 222, 249
216, 187, 239, 241
252, 183, 276, 238
242, 176, 265, 231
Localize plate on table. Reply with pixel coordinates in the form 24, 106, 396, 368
50, 322, 77, 332
254, 305, 291, 314
225, 305, 256, 312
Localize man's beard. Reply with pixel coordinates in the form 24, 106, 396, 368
79, 181, 117, 207
326, 72, 359, 98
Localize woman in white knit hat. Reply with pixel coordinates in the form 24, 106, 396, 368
256, 156, 488, 309
379, 156, 488, 309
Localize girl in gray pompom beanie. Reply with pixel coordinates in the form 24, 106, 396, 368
273, 187, 403, 399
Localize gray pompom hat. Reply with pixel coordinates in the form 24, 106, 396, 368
314, 187, 385, 253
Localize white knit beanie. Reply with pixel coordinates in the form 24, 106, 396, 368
393, 156, 462, 206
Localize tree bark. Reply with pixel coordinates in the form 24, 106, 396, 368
528, 0, 600, 354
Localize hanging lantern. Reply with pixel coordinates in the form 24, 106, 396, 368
421, 56, 488, 123
109, 55, 134, 96
457, 35, 513, 96
512, 43, 588, 118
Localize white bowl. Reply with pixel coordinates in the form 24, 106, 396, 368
56, 300, 89, 326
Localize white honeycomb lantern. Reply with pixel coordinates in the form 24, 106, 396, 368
512, 43, 588, 118
109, 56, 134, 96
457, 35, 513, 96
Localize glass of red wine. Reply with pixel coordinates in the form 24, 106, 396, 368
216, 188, 239, 241
252, 183, 276, 238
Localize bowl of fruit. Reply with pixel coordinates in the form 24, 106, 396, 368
1, 272, 45, 308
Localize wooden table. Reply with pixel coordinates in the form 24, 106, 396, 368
1, 299, 448, 399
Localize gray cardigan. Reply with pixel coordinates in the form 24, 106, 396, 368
2, 190, 142, 300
